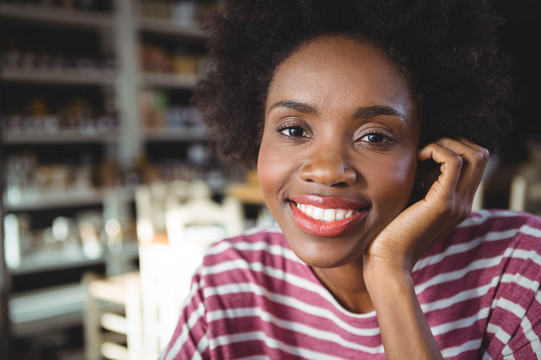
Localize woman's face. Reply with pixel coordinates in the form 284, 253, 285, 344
258, 35, 421, 269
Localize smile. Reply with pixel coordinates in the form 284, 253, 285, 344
288, 195, 369, 237
295, 203, 356, 222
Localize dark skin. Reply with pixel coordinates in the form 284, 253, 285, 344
257, 35, 489, 359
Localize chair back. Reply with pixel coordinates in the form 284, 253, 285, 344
509, 143, 541, 215
138, 180, 244, 358
510, 174, 541, 215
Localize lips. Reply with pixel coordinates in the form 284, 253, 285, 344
289, 195, 369, 237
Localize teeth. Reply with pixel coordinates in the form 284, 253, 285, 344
323, 209, 335, 222
313, 207, 324, 220
296, 203, 355, 222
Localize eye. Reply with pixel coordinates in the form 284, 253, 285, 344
362, 132, 387, 143
357, 130, 394, 145
278, 125, 308, 138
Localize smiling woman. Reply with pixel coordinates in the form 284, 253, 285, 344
159, 1, 541, 359
258, 36, 419, 271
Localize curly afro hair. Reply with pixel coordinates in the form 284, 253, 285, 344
195, 0, 514, 168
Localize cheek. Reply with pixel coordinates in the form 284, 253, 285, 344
257, 147, 275, 197
369, 154, 418, 205
257, 136, 289, 207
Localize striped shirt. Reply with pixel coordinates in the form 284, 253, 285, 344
160, 210, 541, 359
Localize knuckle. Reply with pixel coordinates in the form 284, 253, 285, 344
481, 147, 490, 158
472, 151, 485, 164
452, 154, 464, 168
473, 146, 490, 162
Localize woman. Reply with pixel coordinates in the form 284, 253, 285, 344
160, 1, 541, 358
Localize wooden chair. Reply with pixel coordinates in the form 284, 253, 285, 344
83, 271, 142, 360
509, 173, 541, 215
83, 180, 244, 360
139, 180, 244, 358
472, 179, 485, 211
83, 180, 190, 360
135, 180, 191, 244
509, 143, 541, 215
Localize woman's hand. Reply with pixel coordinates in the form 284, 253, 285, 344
364, 137, 490, 274
362, 138, 489, 360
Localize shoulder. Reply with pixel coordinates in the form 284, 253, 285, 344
203, 224, 294, 265
457, 209, 541, 255
415, 210, 541, 281
460, 211, 541, 356
425, 209, 541, 259
198, 224, 307, 282
413, 211, 541, 356
461, 209, 541, 234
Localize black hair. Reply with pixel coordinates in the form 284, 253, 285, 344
195, 0, 514, 168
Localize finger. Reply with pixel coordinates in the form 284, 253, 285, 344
434, 138, 489, 199
453, 138, 489, 199
435, 138, 488, 200
458, 137, 490, 156
417, 141, 463, 199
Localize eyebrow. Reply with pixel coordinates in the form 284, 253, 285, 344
269, 100, 317, 115
269, 100, 406, 121
353, 105, 406, 121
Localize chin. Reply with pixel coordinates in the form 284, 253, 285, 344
286, 234, 365, 269
304, 257, 355, 270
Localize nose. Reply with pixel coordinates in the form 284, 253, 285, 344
299, 144, 357, 187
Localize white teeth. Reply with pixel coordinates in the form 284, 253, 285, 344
323, 209, 335, 222
296, 203, 356, 222
312, 207, 324, 220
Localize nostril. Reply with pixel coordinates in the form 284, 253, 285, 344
299, 160, 357, 186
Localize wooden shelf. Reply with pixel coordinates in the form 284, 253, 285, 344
10, 255, 104, 277
0, 0, 225, 347
0, 3, 114, 28
4, 187, 134, 212
136, 17, 207, 39
9, 282, 85, 337
0, 68, 117, 86
3, 129, 119, 145
9, 242, 139, 276
9, 241, 138, 337
141, 72, 198, 89
143, 127, 208, 141
0, 1, 227, 346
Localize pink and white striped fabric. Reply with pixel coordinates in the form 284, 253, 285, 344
160, 210, 541, 359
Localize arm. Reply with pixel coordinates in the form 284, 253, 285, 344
363, 138, 489, 359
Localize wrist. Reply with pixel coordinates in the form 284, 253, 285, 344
363, 257, 415, 297
363, 259, 442, 360
363, 247, 415, 276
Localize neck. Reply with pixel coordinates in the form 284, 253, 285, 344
311, 263, 374, 314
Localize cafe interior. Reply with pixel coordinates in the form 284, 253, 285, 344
0, 0, 540, 359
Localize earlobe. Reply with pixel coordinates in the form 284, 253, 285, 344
418, 179, 427, 193
415, 159, 429, 190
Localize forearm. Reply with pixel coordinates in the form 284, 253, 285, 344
365, 264, 442, 360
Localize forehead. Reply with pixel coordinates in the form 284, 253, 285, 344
266, 35, 416, 118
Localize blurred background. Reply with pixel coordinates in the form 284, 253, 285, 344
0, 0, 539, 359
